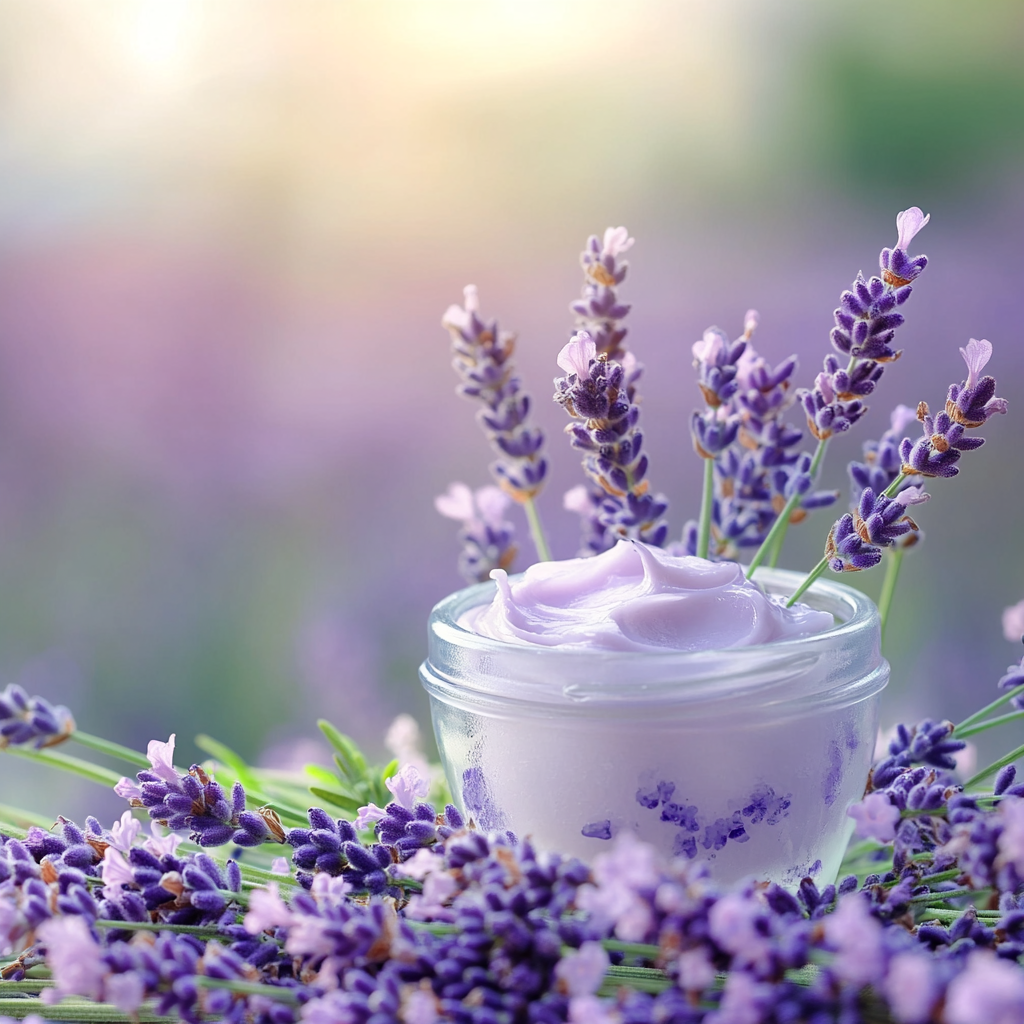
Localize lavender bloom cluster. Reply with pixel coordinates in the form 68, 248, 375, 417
434, 482, 517, 583
554, 332, 669, 547
825, 340, 1006, 573
6, 657, 1024, 1024
442, 285, 548, 503
800, 208, 930, 442
682, 313, 837, 559
0, 683, 74, 749
563, 227, 645, 555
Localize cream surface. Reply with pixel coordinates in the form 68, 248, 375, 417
462, 540, 834, 652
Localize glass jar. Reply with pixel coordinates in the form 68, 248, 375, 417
420, 567, 887, 886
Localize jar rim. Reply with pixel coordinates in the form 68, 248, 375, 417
421, 567, 887, 713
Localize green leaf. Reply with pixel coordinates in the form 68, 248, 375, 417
318, 720, 368, 781
309, 787, 363, 814
195, 734, 257, 789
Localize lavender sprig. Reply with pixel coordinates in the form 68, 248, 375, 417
554, 333, 669, 547
442, 285, 551, 561
0, 683, 74, 750
791, 340, 1007, 609
564, 227, 644, 555
434, 482, 517, 584
748, 207, 931, 580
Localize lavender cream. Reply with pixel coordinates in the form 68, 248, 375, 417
421, 550, 887, 886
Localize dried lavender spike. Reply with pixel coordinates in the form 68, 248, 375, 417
435, 482, 517, 584
554, 332, 669, 547
573, 226, 635, 363
442, 286, 548, 504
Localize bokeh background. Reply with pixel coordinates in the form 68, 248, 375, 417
3, 0, 1024, 818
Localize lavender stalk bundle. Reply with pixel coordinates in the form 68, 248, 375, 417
553, 332, 669, 547
442, 284, 551, 565
6, 643, 1024, 1024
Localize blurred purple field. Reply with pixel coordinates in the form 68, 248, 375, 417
2, 1, 1023, 816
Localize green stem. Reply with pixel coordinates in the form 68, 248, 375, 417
919, 908, 1002, 922
0, 980, 55, 992
882, 472, 908, 499
786, 556, 829, 608
964, 741, 1024, 790
747, 437, 828, 579
71, 731, 150, 769
767, 525, 786, 569
877, 547, 903, 645
908, 887, 985, 905
523, 496, 552, 562
94, 919, 225, 937
0, 999, 171, 1022
695, 457, 715, 559
955, 710, 1024, 740
195, 977, 299, 1003
2, 746, 122, 788
954, 684, 1024, 737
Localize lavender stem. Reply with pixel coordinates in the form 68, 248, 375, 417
954, 710, 1024, 740
523, 495, 552, 562
877, 547, 903, 643
696, 457, 714, 559
964, 740, 1024, 790
747, 438, 828, 578
70, 729, 151, 769
786, 555, 829, 608
882, 471, 909, 498
954, 683, 1024, 736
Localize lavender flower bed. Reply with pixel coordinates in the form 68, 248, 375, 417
6, 647, 1024, 1023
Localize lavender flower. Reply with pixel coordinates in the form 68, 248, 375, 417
555, 333, 669, 546
0, 683, 75, 749
573, 227, 635, 362
946, 338, 1009, 428
434, 482, 517, 583
824, 513, 883, 572
849, 404, 919, 502
443, 286, 548, 505
114, 733, 276, 848
1003, 599, 1024, 644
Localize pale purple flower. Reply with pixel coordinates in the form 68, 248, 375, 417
555, 941, 610, 997
895, 207, 930, 251
894, 485, 929, 507
815, 370, 835, 405
397, 848, 441, 882
591, 831, 662, 891
883, 952, 938, 1024
890, 403, 918, 435
822, 895, 884, 988
960, 337, 993, 390
707, 893, 773, 972
557, 332, 598, 380
355, 802, 388, 831
244, 882, 293, 934
945, 951, 1024, 1024
996, 796, 1024, 876
401, 988, 440, 1024
440, 284, 478, 334
692, 327, 726, 365
1003, 599, 1024, 644
406, 868, 459, 921
113, 777, 142, 801
434, 482, 475, 522
99, 847, 136, 892
568, 995, 616, 1024
142, 822, 182, 859
676, 947, 716, 992
602, 226, 635, 257
743, 308, 759, 337
563, 484, 591, 516
847, 791, 901, 842
104, 972, 145, 1015
146, 734, 178, 783
286, 914, 334, 959
704, 971, 772, 1024
37, 915, 106, 1004
108, 810, 141, 853
270, 856, 290, 875
385, 764, 430, 809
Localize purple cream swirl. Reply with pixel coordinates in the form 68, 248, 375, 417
461, 540, 834, 652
